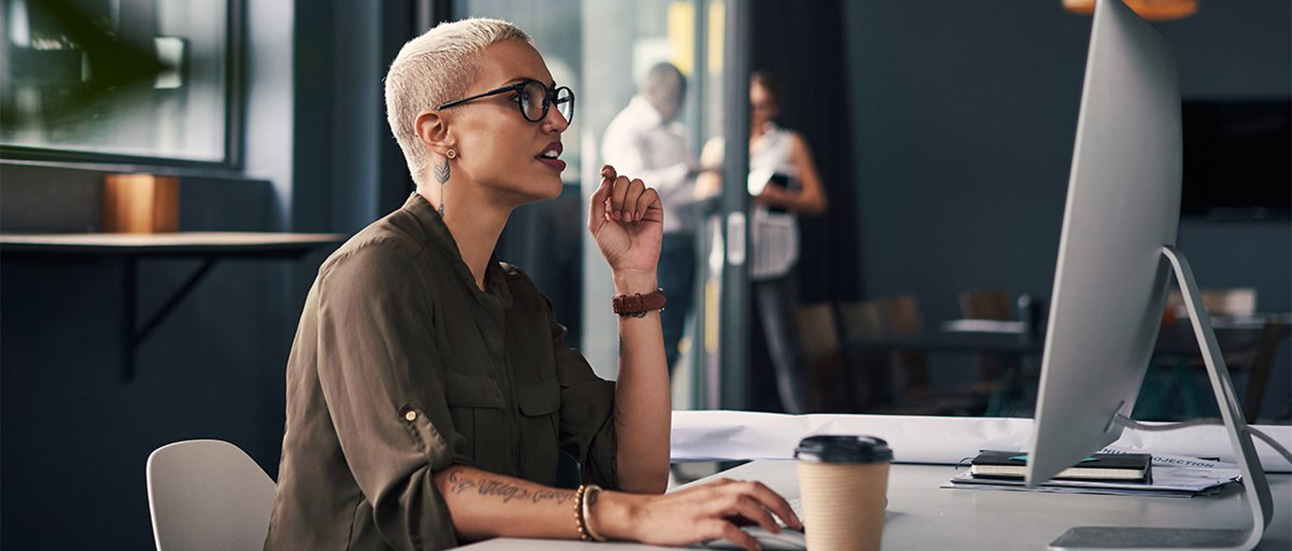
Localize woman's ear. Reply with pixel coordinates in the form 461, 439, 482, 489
415, 110, 455, 156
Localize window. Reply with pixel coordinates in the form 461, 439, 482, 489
1, 0, 237, 164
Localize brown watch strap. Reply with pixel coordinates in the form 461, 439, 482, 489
612, 289, 667, 317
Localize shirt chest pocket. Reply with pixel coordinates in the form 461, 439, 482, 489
515, 377, 561, 481
443, 371, 505, 465
516, 377, 560, 416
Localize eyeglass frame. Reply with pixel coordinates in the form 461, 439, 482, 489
436, 79, 575, 124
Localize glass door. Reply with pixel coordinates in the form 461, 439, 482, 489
443, 0, 752, 411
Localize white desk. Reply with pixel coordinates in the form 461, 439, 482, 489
456, 461, 1292, 550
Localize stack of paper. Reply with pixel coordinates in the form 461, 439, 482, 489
668, 411, 1292, 472
941, 448, 1242, 498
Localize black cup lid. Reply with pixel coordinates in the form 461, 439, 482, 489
794, 435, 893, 464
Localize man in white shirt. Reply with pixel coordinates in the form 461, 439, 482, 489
602, 63, 699, 374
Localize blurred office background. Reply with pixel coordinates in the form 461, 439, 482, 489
1, 0, 1287, 547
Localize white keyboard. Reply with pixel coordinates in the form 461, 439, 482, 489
773, 498, 805, 527
704, 498, 807, 551
706, 527, 806, 551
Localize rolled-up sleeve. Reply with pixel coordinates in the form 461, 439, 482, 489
542, 294, 621, 490
315, 242, 466, 550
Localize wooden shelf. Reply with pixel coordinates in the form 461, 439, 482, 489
1, 231, 346, 381
0, 232, 345, 256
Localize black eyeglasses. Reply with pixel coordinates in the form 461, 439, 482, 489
437, 79, 575, 124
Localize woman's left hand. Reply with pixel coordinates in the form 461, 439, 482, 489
588, 165, 663, 277
756, 182, 790, 206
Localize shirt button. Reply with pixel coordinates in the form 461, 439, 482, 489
404, 410, 418, 422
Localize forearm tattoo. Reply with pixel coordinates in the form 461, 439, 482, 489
447, 470, 573, 505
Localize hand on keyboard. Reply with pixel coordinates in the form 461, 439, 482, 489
595, 477, 803, 551
772, 498, 806, 528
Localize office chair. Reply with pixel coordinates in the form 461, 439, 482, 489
1244, 320, 1287, 422
146, 439, 276, 551
1146, 288, 1282, 421
959, 289, 1033, 416
836, 300, 894, 409
794, 302, 850, 411
839, 296, 989, 416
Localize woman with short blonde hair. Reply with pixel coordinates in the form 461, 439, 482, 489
265, 18, 800, 551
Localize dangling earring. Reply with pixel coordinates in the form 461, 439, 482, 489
434, 149, 456, 217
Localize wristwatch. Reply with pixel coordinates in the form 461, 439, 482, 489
612, 289, 667, 318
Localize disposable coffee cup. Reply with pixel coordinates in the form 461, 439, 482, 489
795, 435, 892, 551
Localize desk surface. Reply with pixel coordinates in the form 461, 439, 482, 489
0, 231, 344, 255
457, 461, 1292, 550
851, 320, 1275, 357
941, 316, 1291, 335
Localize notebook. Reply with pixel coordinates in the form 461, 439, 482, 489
970, 451, 1152, 482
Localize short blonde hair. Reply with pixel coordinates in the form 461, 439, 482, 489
384, 18, 531, 183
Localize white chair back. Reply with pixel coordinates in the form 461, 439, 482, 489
146, 440, 276, 551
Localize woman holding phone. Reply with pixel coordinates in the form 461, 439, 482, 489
698, 70, 829, 414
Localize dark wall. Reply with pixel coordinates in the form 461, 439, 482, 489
0, 164, 291, 547
0, 1, 414, 548
841, 1, 1291, 417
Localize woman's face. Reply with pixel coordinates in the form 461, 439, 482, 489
750, 82, 778, 130
447, 40, 569, 207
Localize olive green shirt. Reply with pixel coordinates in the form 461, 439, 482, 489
265, 193, 619, 550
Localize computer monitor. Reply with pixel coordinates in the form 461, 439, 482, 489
1027, 0, 1272, 548
1026, 0, 1181, 485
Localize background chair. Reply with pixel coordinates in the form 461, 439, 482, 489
839, 296, 988, 415
957, 288, 1015, 380
880, 295, 930, 394
1244, 320, 1288, 422
957, 289, 1014, 320
836, 300, 893, 409
146, 439, 276, 551
1142, 288, 1283, 420
794, 302, 850, 411
958, 289, 1032, 415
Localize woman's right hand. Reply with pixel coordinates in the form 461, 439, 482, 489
591, 478, 804, 551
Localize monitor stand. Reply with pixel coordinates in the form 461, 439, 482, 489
1049, 245, 1274, 551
